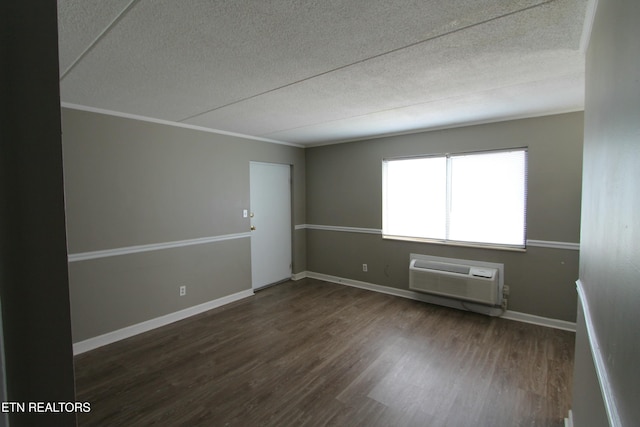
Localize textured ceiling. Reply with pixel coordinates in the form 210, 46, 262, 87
58, 0, 591, 146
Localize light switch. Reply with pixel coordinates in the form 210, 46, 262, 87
243, 209, 248, 218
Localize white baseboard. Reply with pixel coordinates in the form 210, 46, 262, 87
501, 310, 576, 332
291, 272, 307, 281
298, 271, 576, 331
73, 289, 254, 355
73, 273, 576, 355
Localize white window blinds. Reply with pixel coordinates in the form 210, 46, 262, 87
383, 148, 527, 248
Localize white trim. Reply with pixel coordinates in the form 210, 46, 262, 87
303, 271, 575, 331
300, 224, 382, 234
291, 271, 308, 281
73, 289, 254, 355
576, 279, 622, 427
501, 310, 576, 332
386, 234, 526, 252
299, 224, 580, 250
61, 103, 302, 148
304, 109, 584, 148
526, 239, 580, 251
564, 409, 574, 427
306, 270, 488, 309
68, 232, 251, 262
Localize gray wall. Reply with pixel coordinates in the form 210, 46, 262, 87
62, 109, 305, 342
1, 3, 76, 426
306, 112, 583, 321
63, 106, 584, 346
572, 0, 640, 425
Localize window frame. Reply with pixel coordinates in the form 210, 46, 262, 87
382, 147, 528, 251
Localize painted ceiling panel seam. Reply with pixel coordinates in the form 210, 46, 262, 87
57, 0, 591, 145
178, 0, 558, 123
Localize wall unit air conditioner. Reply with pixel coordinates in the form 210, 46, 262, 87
409, 255, 503, 307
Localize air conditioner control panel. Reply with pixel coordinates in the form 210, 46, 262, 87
469, 267, 496, 279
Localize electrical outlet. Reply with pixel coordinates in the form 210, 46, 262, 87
179, 285, 186, 296
503, 285, 510, 295
362, 264, 368, 272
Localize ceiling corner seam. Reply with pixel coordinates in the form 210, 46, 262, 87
59, 0, 141, 81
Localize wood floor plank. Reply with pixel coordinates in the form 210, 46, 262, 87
74, 279, 574, 426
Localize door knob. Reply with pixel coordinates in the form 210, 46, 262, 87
250, 226, 256, 231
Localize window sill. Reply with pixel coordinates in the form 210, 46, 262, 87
382, 234, 527, 252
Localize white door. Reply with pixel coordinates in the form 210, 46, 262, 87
250, 162, 292, 290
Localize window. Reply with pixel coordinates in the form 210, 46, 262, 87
382, 148, 527, 249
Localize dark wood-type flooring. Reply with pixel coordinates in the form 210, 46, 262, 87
74, 278, 575, 426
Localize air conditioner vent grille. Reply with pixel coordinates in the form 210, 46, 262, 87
409, 256, 502, 307
413, 260, 470, 275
